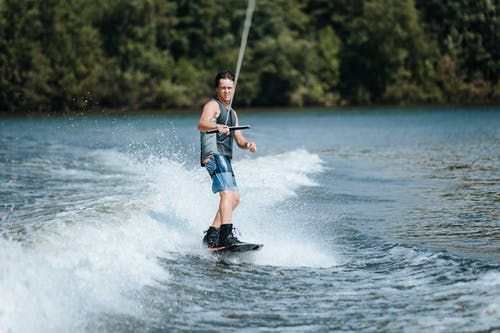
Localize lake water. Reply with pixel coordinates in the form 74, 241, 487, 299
0, 107, 499, 332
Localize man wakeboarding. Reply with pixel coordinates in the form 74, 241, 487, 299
197, 70, 257, 249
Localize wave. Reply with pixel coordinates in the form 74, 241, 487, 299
140, 149, 338, 266
0, 148, 336, 332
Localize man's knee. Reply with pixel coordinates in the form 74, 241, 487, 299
233, 192, 240, 207
219, 190, 230, 201
220, 190, 239, 207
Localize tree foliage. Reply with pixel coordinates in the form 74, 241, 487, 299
0, 0, 498, 112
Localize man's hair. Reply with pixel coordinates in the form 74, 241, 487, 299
214, 70, 235, 88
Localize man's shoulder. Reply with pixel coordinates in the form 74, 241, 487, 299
204, 99, 219, 107
202, 99, 221, 114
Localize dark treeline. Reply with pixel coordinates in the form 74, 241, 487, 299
0, 0, 499, 112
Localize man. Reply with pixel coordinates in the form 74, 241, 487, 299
198, 70, 257, 248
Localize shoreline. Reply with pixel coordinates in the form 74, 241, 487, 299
0, 103, 498, 118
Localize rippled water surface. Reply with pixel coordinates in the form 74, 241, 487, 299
0, 107, 499, 332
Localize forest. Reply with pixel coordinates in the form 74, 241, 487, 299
0, 0, 499, 112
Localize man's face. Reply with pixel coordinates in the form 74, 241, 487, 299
216, 78, 234, 105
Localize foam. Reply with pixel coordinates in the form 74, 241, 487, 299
0, 208, 170, 333
139, 149, 339, 267
0, 148, 337, 333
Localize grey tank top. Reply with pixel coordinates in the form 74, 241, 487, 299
200, 98, 236, 166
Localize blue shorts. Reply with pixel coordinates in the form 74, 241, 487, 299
205, 155, 238, 193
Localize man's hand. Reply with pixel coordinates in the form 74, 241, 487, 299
246, 141, 257, 153
217, 124, 230, 135
217, 125, 229, 134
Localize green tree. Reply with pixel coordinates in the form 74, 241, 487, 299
242, 0, 341, 106
1, 0, 499, 111
96, 0, 177, 108
415, 0, 500, 103
339, 0, 438, 104
0, 0, 106, 111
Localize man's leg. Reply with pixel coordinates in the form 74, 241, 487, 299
217, 190, 243, 246
204, 155, 242, 247
204, 191, 240, 247
211, 190, 240, 227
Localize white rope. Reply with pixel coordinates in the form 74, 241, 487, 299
226, 0, 256, 124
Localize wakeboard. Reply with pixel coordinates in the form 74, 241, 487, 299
207, 242, 263, 254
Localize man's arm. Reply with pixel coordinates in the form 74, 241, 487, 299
198, 101, 229, 134
233, 113, 257, 152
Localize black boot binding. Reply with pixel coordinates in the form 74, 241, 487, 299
218, 224, 242, 247
202, 226, 220, 248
